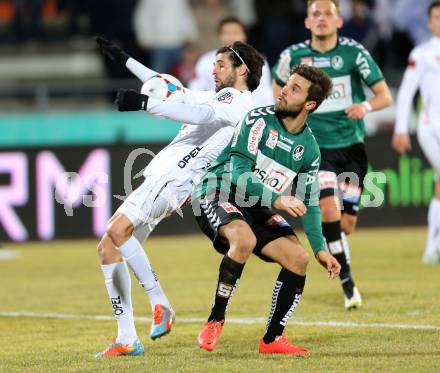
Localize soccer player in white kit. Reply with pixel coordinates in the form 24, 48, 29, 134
392, 1, 440, 264
189, 17, 274, 107
94, 37, 265, 357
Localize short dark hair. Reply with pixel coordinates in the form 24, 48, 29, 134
217, 17, 247, 35
428, 1, 440, 16
216, 41, 265, 92
290, 64, 333, 113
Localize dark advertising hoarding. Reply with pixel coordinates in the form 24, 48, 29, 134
0, 134, 434, 241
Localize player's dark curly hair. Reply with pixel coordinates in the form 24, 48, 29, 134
291, 64, 333, 113
216, 41, 265, 92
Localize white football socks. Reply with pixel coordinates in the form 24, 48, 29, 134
341, 232, 351, 265
423, 198, 440, 259
118, 236, 171, 310
101, 262, 137, 345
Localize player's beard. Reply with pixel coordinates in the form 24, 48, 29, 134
274, 99, 304, 119
215, 71, 237, 92
275, 108, 302, 119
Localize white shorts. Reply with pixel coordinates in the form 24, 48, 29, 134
418, 124, 440, 180
116, 175, 192, 231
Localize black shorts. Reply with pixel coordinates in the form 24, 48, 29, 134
194, 195, 296, 262
318, 143, 368, 216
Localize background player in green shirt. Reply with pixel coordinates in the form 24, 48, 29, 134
193, 64, 340, 355
272, 0, 392, 310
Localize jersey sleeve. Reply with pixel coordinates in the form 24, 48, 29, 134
272, 47, 293, 87
206, 88, 250, 125
146, 98, 215, 124
394, 47, 423, 134
229, 115, 279, 206
146, 88, 242, 126
183, 88, 215, 105
126, 57, 158, 83
354, 46, 384, 86
297, 141, 326, 255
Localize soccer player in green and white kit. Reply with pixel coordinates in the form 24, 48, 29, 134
193, 64, 340, 355
272, 0, 392, 309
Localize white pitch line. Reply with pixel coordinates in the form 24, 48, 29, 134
1, 311, 439, 331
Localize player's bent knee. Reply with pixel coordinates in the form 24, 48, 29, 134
320, 196, 341, 222
106, 223, 130, 247
341, 215, 357, 235
221, 220, 257, 259
97, 234, 122, 264
228, 231, 257, 261
235, 233, 257, 255
281, 248, 309, 274
296, 249, 310, 269
96, 238, 106, 260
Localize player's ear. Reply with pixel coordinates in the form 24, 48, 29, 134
337, 16, 343, 29
238, 64, 248, 77
304, 17, 311, 30
305, 100, 317, 112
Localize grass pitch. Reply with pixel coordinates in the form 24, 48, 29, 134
1, 227, 439, 372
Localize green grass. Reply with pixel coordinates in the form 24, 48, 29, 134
1, 228, 440, 372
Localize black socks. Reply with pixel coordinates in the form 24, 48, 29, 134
263, 268, 306, 344
208, 254, 244, 322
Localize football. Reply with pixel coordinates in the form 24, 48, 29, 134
141, 73, 185, 103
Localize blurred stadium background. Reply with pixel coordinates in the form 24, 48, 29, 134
1, 1, 439, 372
0, 0, 435, 241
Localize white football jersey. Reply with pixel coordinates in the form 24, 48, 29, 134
395, 37, 440, 133
188, 50, 274, 107
144, 87, 254, 187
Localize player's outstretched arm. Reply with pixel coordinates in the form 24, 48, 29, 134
114, 87, 218, 124
96, 37, 157, 83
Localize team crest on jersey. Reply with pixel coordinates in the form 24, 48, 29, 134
331, 55, 344, 70
216, 91, 233, 104
292, 145, 304, 161
265, 129, 278, 149
300, 56, 313, 66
